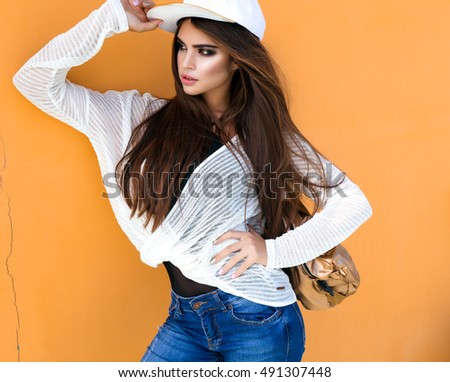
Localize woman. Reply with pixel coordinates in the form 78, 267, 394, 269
13, 0, 373, 362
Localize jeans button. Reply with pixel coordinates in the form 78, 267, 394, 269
193, 302, 203, 310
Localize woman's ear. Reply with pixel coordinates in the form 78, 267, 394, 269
231, 60, 239, 71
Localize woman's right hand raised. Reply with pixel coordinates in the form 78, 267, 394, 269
120, 0, 163, 33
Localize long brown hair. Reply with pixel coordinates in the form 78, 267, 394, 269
115, 17, 344, 239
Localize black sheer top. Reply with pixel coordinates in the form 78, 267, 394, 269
163, 136, 225, 297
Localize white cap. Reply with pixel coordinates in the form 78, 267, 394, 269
147, 0, 266, 40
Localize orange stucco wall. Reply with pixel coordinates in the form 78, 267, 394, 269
1, 0, 449, 361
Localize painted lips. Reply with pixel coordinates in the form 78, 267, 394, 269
181, 74, 198, 85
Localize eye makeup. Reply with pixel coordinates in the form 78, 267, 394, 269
176, 38, 219, 56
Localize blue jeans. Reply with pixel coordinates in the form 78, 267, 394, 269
140, 289, 306, 362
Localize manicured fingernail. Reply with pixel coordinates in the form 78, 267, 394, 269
133, 0, 139, 6
218, 268, 224, 276
212, 239, 217, 244
210, 258, 216, 264
231, 273, 237, 279
158, 20, 164, 26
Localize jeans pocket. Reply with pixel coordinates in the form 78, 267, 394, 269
168, 299, 177, 315
227, 297, 281, 326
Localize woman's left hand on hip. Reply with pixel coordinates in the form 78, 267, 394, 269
211, 224, 267, 279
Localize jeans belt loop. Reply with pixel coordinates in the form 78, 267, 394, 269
174, 296, 183, 317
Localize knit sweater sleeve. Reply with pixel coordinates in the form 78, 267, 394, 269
264, 142, 373, 269
12, 0, 164, 155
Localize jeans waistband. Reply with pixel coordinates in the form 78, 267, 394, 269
170, 288, 242, 316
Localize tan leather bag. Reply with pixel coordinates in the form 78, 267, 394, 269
283, 196, 361, 310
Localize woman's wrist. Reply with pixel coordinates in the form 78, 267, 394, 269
106, 0, 130, 34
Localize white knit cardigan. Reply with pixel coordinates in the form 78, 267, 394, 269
12, 0, 373, 306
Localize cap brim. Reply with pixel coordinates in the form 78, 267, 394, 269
147, 4, 235, 34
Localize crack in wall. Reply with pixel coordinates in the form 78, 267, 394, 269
0, 135, 21, 361
5, 195, 20, 361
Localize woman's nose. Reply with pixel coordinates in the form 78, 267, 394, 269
181, 51, 196, 70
